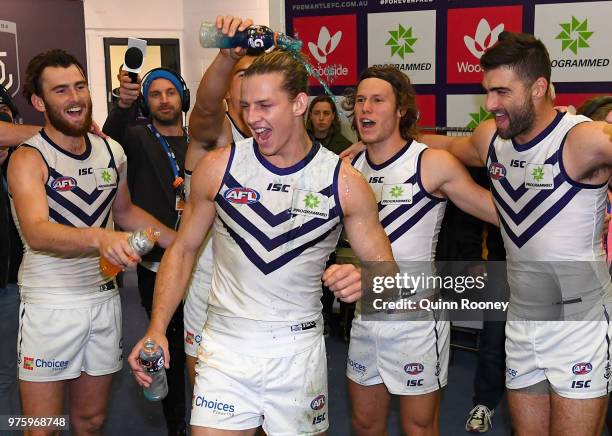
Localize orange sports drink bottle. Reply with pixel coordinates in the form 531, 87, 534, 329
100, 227, 160, 277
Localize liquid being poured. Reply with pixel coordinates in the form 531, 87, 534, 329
277, 33, 336, 102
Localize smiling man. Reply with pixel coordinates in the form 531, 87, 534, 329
129, 49, 395, 436
9, 49, 174, 435
413, 32, 612, 435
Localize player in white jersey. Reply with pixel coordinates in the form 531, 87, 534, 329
343, 66, 498, 435
8, 49, 174, 434
129, 49, 396, 436
402, 32, 612, 435
182, 16, 257, 384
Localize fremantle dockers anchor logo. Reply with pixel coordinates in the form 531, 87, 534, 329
0, 20, 20, 98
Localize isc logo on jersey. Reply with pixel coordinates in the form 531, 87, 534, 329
52, 176, 77, 191
223, 187, 260, 204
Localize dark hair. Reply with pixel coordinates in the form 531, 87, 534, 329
343, 65, 418, 141
480, 32, 551, 90
306, 95, 341, 136
244, 49, 308, 99
23, 49, 86, 105
577, 95, 612, 121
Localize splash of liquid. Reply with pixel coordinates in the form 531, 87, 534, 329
277, 32, 336, 102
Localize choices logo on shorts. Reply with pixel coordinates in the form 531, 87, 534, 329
185, 331, 195, 345
347, 358, 367, 375
194, 395, 235, 415
23, 356, 69, 371
23, 356, 34, 371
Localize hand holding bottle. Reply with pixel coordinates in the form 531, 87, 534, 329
204, 16, 254, 59
100, 227, 160, 277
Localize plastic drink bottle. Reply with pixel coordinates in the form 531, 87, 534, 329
99, 227, 160, 277
199, 22, 302, 54
139, 338, 168, 401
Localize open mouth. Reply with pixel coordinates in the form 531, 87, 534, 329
359, 118, 376, 130
252, 126, 272, 143
65, 105, 84, 120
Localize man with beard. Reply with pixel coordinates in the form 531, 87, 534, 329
103, 67, 189, 435
410, 32, 612, 435
8, 49, 175, 434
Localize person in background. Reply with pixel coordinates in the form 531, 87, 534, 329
306, 95, 352, 155
0, 84, 23, 422
575, 95, 612, 434
103, 66, 189, 436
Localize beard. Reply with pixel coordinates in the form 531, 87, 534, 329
45, 98, 92, 137
151, 105, 182, 126
497, 97, 535, 140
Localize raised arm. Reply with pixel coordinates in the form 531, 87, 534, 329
0, 121, 39, 147
188, 16, 253, 148
421, 148, 499, 226
102, 70, 141, 145
128, 146, 229, 382
563, 121, 612, 185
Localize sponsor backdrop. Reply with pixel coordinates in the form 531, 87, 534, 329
0, 0, 86, 124
285, 0, 612, 128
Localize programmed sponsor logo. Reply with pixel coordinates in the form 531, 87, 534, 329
52, 176, 78, 191
535, 3, 612, 82
572, 362, 592, 375
223, 187, 260, 205
488, 162, 507, 181
404, 362, 424, 375
194, 395, 235, 415
310, 395, 326, 410
294, 15, 357, 86
367, 10, 436, 84
447, 7, 522, 84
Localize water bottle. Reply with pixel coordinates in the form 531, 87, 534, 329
199, 22, 302, 54
99, 227, 160, 277
139, 338, 168, 401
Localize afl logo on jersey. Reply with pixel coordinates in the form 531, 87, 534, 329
224, 187, 260, 204
488, 162, 507, 181
52, 176, 77, 191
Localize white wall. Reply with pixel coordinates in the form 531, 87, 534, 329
83, 0, 185, 123
84, 0, 284, 124
181, 0, 272, 110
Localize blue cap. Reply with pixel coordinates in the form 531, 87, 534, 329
142, 69, 184, 106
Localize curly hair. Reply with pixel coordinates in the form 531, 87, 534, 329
23, 49, 86, 105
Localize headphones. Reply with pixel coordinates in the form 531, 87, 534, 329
138, 67, 190, 117
579, 96, 612, 119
